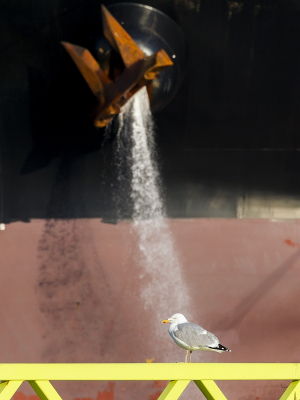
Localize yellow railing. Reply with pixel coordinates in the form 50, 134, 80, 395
0, 363, 299, 400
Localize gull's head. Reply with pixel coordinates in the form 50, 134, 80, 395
162, 313, 188, 325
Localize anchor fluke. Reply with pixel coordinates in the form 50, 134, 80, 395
61, 5, 173, 128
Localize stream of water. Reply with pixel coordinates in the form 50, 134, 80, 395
115, 87, 191, 318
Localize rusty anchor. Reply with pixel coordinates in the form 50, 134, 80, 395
61, 5, 173, 128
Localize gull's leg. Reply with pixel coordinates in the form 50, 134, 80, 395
185, 350, 188, 363
189, 351, 193, 363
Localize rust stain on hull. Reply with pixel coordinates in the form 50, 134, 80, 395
13, 384, 115, 400
284, 238, 300, 248
36, 219, 116, 362
14, 393, 39, 400
74, 383, 114, 400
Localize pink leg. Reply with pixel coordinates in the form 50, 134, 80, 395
184, 350, 188, 363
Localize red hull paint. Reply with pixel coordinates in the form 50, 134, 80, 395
1, 218, 300, 400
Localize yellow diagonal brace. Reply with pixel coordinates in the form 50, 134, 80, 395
279, 380, 300, 400
157, 380, 190, 400
0, 381, 23, 400
28, 381, 63, 400
194, 380, 228, 400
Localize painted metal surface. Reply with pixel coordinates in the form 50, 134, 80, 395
194, 380, 228, 400
1, 363, 300, 381
2, 0, 300, 221
1, 364, 300, 400
1, 218, 300, 400
0, 382, 23, 400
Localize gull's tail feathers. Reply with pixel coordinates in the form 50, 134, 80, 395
209, 343, 231, 353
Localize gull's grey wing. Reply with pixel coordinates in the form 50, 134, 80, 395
174, 323, 219, 348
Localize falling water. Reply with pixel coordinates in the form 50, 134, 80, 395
115, 87, 191, 317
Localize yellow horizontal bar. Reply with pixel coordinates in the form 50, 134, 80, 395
0, 364, 299, 381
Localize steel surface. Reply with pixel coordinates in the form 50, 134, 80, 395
2, 219, 300, 400
0, 364, 300, 381
0, 381, 23, 400
194, 380, 228, 400
279, 381, 300, 400
28, 381, 63, 400
157, 380, 190, 400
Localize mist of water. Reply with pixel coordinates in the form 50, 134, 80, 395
115, 87, 191, 318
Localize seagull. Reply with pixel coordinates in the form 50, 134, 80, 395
162, 313, 231, 363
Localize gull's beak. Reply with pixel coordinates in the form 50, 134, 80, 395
162, 319, 170, 323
